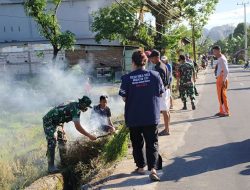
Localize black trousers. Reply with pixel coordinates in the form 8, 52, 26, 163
129, 125, 159, 171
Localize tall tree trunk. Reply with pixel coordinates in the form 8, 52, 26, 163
155, 14, 165, 51
52, 46, 59, 62
191, 24, 197, 63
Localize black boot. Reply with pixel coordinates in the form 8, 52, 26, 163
47, 147, 60, 174
58, 127, 68, 167
182, 102, 187, 110
58, 143, 67, 167
191, 101, 196, 110
194, 86, 199, 96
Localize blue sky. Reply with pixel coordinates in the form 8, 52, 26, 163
206, 0, 250, 29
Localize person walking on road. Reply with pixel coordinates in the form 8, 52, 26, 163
185, 54, 199, 96
119, 50, 163, 181
212, 45, 230, 117
149, 50, 170, 136
178, 55, 196, 110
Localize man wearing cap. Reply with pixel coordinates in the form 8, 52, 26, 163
185, 54, 199, 96
178, 55, 196, 110
42, 96, 97, 173
149, 50, 170, 136
161, 55, 173, 109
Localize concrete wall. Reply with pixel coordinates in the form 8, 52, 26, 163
65, 45, 124, 68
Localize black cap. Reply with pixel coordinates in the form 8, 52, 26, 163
78, 96, 92, 109
178, 55, 186, 61
149, 49, 160, 58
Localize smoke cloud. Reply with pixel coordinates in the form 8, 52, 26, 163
0, 60, 125, 140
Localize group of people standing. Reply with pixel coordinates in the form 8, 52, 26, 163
119, 45, 230, 181
42, 45, 230, 182
118, 49, 200, 181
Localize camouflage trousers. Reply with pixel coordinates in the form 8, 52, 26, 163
179, 84, 195, 103
43, 117, 68, 165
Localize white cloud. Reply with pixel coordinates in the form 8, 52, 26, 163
206, 6, 250, 29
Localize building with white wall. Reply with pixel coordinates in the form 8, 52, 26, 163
0, 0, 139, 78
0, 0, 117, 45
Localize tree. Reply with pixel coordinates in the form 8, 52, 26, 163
92, 0, 218, 52
24, 0, 76, 61
183, 0, 218, 62
198, 37, 214, 55
234, 23, 245, 37
92, 0, 154, 48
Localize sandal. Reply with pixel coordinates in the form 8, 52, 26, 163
132, 168, 146, 175
149, 172, 160, 181
158, 130, 170, 136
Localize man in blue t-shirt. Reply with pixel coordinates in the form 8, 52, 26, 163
91, 95, 115, 133
119, 50, 164, 181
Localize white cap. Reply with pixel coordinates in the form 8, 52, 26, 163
161, 56, 168, 61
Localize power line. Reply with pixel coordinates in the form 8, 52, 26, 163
114, 0, 168, 37
124, 0, 181, 31
157, 1, 180, 18
115, 0, 186, 38
144, 1, 180, 20
237, 1, 249, 62
124, 1, 167, 28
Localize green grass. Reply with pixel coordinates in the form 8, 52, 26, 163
102, 126, 129, 163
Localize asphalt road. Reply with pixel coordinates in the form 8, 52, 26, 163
157, 65, 250, 190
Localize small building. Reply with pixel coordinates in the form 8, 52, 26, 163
0, 0, 115, 44
0, 0, 139, 81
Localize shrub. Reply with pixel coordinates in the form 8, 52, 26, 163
0, 160, 15, 190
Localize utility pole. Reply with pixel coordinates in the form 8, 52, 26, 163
191, 22, 197, 63
237, 1, 249, 63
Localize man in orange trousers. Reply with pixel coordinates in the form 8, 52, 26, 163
212, 46, 230, 117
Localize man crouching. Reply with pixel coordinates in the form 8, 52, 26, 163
91, 95, 116, 134
43, 96, 97, 174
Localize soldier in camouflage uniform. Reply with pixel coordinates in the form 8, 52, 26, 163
43, 96, 97, 173
178, 55, 196, 110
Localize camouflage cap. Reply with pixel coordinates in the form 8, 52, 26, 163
78, 96, 92, 109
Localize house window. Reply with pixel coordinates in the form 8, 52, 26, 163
11, 26, 13, 32
3, 26, 6, 32
18, 26, 21, 32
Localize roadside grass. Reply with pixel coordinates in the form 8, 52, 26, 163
0, 111, 47, 190
61, 124, 129, 189
0, 110, 128, 190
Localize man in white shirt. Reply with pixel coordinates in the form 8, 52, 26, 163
212, 46, 230, 117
